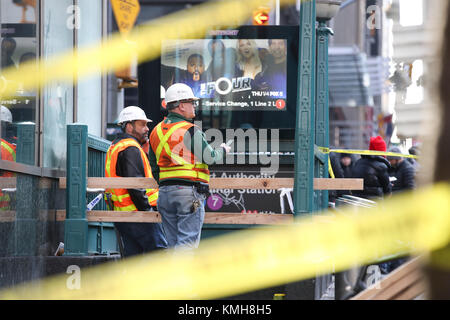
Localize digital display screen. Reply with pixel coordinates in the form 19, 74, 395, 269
161, 38, 287, 111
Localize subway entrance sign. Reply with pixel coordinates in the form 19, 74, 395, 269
110, 0, 140, 35
253, 7, 270, 25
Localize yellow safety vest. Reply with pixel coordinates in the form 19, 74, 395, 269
105, 138, 158, 210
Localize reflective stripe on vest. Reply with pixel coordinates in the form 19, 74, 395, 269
159, 169, 210, 182
0, 140, 16, 210
0, 192, 11, 210
155, 121, 191, 165
151, 120, 210, 183
1, 140, 16, 162
105, 138, 158, 210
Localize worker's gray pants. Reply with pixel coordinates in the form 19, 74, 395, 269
157, 185, 206, 250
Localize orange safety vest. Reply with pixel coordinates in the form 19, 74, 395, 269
1, 139, 16, 163
104, 138, 158, 210
0, 139, 16, 210
149, 119, 210, 184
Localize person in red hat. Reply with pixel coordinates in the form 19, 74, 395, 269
369, 135, 387, 153
351, 136, 392, 199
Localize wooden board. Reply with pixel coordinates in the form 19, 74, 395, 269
203, 212, 294, 224
351, 257, 426, 300
0, 177, 54, 189
55, 210, 294, 225
88, 210, 161, 223
59, 177, 158, 189
314, 178, 362, 190
59, 177, 363, 191
0, 178, 17, 189
0, 211, 15, 222
0, 210, 61, 222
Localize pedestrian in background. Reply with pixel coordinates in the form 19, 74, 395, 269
387, 146, 416, 193
351, 136, 392, 200
407, 145, 420, 173
339, 153, 356, 179
378, 146, 416, 274
329, 152, 357, 202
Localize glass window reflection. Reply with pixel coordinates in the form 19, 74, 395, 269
42, 0, 74, 170
0, 0, 38, 166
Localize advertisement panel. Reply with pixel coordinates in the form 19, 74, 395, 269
161, 38, 287, 111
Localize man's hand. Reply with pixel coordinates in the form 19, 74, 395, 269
220, 142, 231, 153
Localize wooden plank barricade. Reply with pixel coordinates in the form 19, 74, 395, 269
351, 257, 426, 300
61, 124, 363, 255
58, 177, 362, 191
58, 177, 363, 224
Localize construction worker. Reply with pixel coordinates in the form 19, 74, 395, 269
149, 83, 231, 249
105, 106, 167, 257
0, 106, 16, 162
0, 106, 16, 210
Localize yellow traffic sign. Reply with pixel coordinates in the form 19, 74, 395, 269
110, 0, 140, 35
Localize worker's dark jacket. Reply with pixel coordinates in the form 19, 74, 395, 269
113, 133, 152, 211
389, 159, 416, 193
351, 155, 392, 198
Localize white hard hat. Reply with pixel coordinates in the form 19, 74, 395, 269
165, 83, 199, 104
160, 85, 166, 99
117, 106, 152, 125
1, 105, 12, 123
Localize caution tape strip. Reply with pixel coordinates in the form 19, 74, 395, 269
0, 0, 297, 99
0, 0, 433, 299
318, 147, 418, 178
328, 156, 335, 179
318, 147, 419, 159
1, 183, 449, 299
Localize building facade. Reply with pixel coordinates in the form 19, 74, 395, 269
329, 0, 392, 149
0, 0, 111, 287
390, 0, 445, 146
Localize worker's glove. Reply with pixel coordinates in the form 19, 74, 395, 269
220, 143, 231, 153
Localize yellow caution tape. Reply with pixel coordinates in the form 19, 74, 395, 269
322, 146, 418, 179
0, 0, 434, 299
328, 156, 335, 179
318, 147, 418, 159
1, 183, 450, 300
0, 0, 298, 99
321, 146, 418, 179
429, 245, 450, 270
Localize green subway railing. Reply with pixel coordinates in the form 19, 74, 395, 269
12, 123, 37, 256
86, 133, 120, 255
64, 124, 119, 256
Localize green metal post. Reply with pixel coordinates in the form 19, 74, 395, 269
314, 22, 336, 299
315, 21, 333, 211
64, 124, 88, 255
294, 0, 316, 216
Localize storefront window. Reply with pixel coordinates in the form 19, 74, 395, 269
0, 0, 38, 166
42, 0, 74, 170
76, 0, 102, 137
